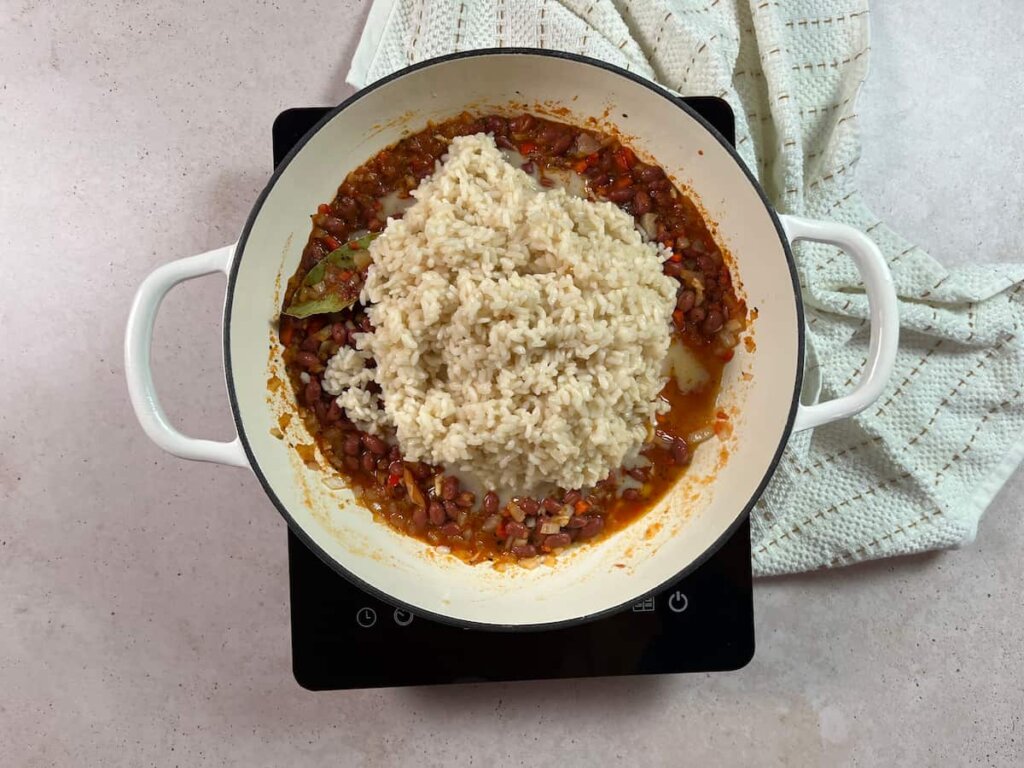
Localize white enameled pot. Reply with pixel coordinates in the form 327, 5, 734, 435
125, 50, 898, 629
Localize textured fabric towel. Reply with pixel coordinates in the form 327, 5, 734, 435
346, 0, 1024, 576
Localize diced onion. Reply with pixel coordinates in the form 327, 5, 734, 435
540, 521, 561, 535
639, 212, 659, 240
353, 250, 372, 270
403, 468, 426, 507
687, 428, 715, 445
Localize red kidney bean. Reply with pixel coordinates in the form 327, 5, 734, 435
542, 497, 563, 514
505, 521, 529, 540
538, 175, 555, 188
360, 452, 376, 472
702, 307, 725, 335
544, 533, 572, 550
518, 497, 540, 515
331, 324, 348, 345
577, 517, 605, 540
676, 289, 696, 313
411, 462, 433, 480
428, 500, 445, 526
441, 522, 462, 537
295, 351, 321, 370
389, 483, 405, 499
511, 544, 537, 558
376, 455, 390, 471
563, 490, 582, 506
342, 433, 361, 456
303, 377, 321, 407
483, 491, 499, 515
323, 400, 342, 424
671, 439, 691, 466
648, 178, 672, 191
622, 488, 640, 501
664, 261, 684, 278
494, 134, 515, 150
637, 165, 664, 183
363, 434, 387, 455
301, 334, 320, 353
388, 459, 403, 476
335, 196, 358, 219
695, 254, 715, 275
444, 501, 460, 520
509, 113, 535, 133
549, 132, 573, 156
627, 466, 650, 482
411, 505, 427, 530
441, 475, 459, 501
342, 455, 360, 472
566, 516, 588, 529
606, 186, 635, 203
455, 491, 475, 508
520, 161, 535, 174
483, 115, 508, 135
633, 190, 651, 215
320, 216, 348, 237
388, 445, 401, 462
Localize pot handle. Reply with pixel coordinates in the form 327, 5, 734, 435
778, 215, 899, 432
124, 243, 249, 467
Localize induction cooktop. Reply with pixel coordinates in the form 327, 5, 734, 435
275, 97, 754, 690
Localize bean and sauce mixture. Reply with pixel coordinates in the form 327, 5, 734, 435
278, 112, 746, 566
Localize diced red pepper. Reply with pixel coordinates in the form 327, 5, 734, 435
338, 270, 352, 282
719, 349, 735, 362
519, 141, 537, 155
574, 500, 591, 514
317, 203, 330, 215
496, 521, 506, 538
612, 175, 632, 190
387, 473, 401, 487
672, 310, 684, 327
670, 253, 683, 263
612, 146, 636, 170
572, 159, 589, 174
322, 235, 341, 250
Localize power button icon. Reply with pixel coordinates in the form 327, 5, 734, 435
667, 591, 688, 613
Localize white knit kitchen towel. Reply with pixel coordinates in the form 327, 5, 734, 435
346, 0, 1024, 576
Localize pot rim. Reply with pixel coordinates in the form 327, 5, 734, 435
222, 48, 805, 632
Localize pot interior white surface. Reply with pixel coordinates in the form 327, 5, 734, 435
227, 52, 801, 628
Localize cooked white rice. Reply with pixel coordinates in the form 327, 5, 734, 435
322, 133, 677, 493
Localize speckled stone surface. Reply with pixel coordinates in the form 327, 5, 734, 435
1, 1, 1022, 765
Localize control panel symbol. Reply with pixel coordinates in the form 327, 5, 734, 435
667, 591, 688, 613
355, 607, 377, 628
632, 597, 656, 612
393, 608, 415, 626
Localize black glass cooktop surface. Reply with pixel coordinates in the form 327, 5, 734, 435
276, 97, 754, 690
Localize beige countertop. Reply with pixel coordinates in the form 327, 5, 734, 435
2, 1, 1022, 765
